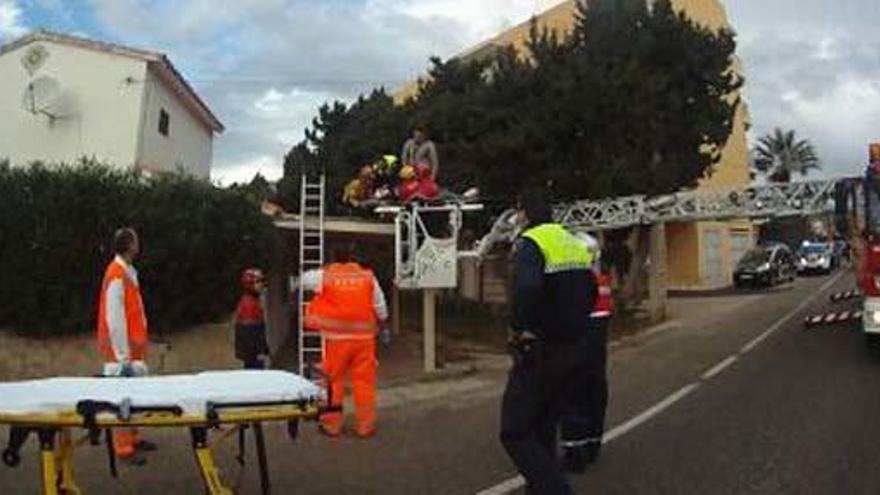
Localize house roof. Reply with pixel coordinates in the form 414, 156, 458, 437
0, 29, 224, 133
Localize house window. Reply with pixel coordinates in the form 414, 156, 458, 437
158, 109, 170, 136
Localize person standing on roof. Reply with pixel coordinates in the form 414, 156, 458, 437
302, 243, 391, 438
401, 124, 439, 180
500, 190, 597, 495
95, 227, 156, 465
559, 233, 613, 473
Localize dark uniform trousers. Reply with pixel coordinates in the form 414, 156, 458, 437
500, 339, 587, 495
560, 319, 610, 460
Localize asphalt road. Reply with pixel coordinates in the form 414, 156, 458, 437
1, 271, 876, 494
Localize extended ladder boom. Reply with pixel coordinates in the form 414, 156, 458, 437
476, 178, 858, 257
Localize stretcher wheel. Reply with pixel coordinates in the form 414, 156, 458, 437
286, 420, 299, 441
2, 449, 20, 467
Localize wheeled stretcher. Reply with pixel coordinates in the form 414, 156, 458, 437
0, 370, 330, 494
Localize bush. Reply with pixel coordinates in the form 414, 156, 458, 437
0, 160, 273, 337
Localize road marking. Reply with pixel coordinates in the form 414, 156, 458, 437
602, 383, 700, 443
476, 273, 845, 495
701, 356, 738, 380
475, 383, 701, 495
740, 272, 844, 354
475, 476, 526, 495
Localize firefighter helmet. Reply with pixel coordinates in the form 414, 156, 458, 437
241, 268, 265, 292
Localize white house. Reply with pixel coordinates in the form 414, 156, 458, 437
0, 30, 223, 179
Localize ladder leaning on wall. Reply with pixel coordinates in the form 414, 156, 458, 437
297, 174, 325, 378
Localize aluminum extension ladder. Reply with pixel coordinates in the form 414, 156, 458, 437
297, 174, 325, 378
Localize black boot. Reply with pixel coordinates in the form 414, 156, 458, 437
562, 448, 588, 474
583, 441, 601, 464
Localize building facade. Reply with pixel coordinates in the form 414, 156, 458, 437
0, 30, 223, 179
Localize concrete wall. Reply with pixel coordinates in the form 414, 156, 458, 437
0, 40, 145, 168
667, 222, 702, 288
136, 66, 213, 178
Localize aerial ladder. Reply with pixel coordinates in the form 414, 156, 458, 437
299, 172, 867, 372
475, 178, 860, 257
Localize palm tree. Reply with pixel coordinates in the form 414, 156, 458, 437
753, 128, 820, 182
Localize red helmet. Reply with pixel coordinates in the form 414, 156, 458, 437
241, 268, 265, 292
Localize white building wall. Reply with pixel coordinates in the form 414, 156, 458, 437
0, 41, 146, 169
136, 68, 212, 179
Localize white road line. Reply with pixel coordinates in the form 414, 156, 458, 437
477, 273, 845, 495
602, 383, 700, 443
701, 356, 738, 380
475, 383, 700, 495
475, 476, 526, 495
740, 272, 844, 355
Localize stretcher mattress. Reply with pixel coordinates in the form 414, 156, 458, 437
0, 370, 321, 417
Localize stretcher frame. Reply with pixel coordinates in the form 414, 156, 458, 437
1, 395, 331, 495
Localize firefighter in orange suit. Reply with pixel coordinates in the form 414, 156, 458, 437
96, 228, 156, 465
302, 243, 390, 438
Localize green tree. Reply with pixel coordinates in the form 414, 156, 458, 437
229, 172, 275, 204
0, 160, 272, 336
569, 0, 743, 197
753, 128, 820, 182
280, 89, 408, 213
279, 0, 742, 208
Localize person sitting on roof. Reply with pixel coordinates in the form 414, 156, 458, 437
343, 165, 376, 207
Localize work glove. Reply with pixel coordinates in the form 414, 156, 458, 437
378, 323, 392, 347
507, 330, 537, 357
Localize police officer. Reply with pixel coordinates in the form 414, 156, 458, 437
560, 233, 613, 473
500, 190, 597, 495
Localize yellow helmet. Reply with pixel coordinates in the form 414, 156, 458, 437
399, 165, 416, 180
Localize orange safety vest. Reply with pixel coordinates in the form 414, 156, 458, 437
96, 259, 149, 362
591, 270, 613, 319
304, 263, 378, 337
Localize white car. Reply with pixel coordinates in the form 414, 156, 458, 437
796, 241, 835, 274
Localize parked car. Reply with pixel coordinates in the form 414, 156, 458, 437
796, 240, 836, 274
733, 243, 797, 288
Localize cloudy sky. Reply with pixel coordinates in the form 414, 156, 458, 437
1, 1, 877, 184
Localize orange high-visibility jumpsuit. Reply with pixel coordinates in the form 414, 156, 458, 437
96, 256, 149, 458
304, 263, 387, 437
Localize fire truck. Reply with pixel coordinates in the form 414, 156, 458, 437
849, 144, 880, 345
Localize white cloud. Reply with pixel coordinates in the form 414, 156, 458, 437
773, 78, 880, 178
727, 0, 880, 179
212, 155, 281, 186
0, 0, 27, 40
386, 0, 565, 47
84, 0, 569, 183
210, 86, 338, 185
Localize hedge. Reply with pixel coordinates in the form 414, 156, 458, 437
0, 159, 273, 337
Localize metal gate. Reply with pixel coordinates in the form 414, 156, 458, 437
729, 230, 752, 276
702, 228, 725, 288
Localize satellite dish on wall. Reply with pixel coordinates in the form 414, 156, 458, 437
22, 76, 64, 118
